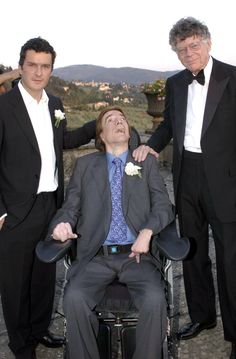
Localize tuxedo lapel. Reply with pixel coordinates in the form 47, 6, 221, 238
173, 73, 188, 152
10, 87, 40, 153
201, 62, 229, 138
48, 96, 60, 161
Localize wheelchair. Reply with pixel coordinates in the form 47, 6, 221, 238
36, 220, 189, 359
36, 128, 189, 358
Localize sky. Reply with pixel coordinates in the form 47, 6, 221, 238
2, 0, 236, 72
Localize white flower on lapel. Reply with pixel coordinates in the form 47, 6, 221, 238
125, 162, 142, 178
54, 109, 65, 128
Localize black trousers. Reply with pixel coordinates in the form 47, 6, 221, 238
0, 192, 57, 355
177, 150, 236, 342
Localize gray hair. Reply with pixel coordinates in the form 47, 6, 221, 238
169, 17, 211, 50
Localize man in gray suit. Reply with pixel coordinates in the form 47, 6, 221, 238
49, 106, 174, 359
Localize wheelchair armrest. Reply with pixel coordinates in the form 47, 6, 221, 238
36, 238, 75, 263
36, 221, 189, 263
155, 221, 190, 261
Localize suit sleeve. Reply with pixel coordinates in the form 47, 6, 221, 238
52, 97, 96, 150
48, 158, 83, 233
63, 119, 96, 149
147, 78, 173, 153
141, 155, 174, 234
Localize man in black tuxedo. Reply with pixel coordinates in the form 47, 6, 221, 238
134, 17, 236, 358
49, 107, 174, 359
0, 37, 96, 358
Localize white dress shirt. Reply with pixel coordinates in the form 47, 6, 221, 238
0, 84, 58, 221
184, 57, 213, 153
18, 82, 58, 193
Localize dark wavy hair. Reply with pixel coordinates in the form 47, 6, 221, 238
95, 106, 131, 152
169, 17, 211, 50
19, 37, 56, 68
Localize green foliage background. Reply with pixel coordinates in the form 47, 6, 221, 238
66, 106, 152, 131
46, 76, 153, 131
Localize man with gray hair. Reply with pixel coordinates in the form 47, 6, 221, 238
133, 17, 236, 358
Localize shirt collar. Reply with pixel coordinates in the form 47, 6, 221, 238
106, 150, 128, 169
18, 81, 49, 106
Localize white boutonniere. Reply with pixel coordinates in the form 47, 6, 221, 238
125, 162, 142, 178
54, 109, 65, 128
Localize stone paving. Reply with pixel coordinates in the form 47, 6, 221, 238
0, 167, 232, 358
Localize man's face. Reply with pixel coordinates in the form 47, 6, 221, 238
175, 35, 211, 74
100, 110, 130, 148
19, 50, 53, 99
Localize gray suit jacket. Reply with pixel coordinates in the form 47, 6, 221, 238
49, 151, 174, 277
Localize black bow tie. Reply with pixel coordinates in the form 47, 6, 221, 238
186, 69, 205, 85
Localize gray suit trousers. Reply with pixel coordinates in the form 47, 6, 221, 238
64, 253, 167, 359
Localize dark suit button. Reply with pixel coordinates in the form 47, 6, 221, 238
35, 174, 39, 179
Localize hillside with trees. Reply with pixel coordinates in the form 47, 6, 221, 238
0, 64, 171, 131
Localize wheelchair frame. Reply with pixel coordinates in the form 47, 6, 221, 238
62, 251, 175, 359
36, 220, 189, 358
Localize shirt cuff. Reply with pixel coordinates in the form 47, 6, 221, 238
0, 213, 7, 221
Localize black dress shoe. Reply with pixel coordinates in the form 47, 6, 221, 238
177, 321, 217, 340
230, 343, 236, 359
39, 331, 66, 348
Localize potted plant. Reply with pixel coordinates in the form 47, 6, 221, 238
142, 79, 166, 131
143, 79, 166, 99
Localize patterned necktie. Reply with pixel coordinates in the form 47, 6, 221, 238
109, 158, 127, 244
186, 69, 205, 85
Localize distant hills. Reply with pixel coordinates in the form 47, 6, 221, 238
53, 64, 180, 85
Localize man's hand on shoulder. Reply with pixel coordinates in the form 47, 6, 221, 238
52, 222, 77, 242
132, 145, 159, 162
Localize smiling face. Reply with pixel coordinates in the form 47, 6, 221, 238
99, 110, 130, 154
19, 50, 53, 101
175, 35, 211, 74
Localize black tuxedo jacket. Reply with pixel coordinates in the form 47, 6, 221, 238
0, 85, 95, 228
148, 58, 236, 222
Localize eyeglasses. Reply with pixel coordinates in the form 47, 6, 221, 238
175, 40, 207, 57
